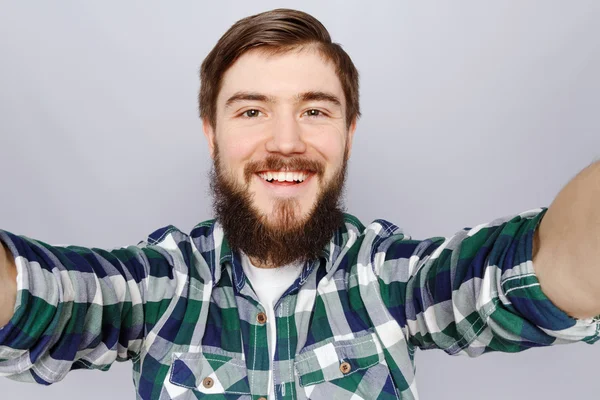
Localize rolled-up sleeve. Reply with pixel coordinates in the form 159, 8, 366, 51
375, 208, 600, 357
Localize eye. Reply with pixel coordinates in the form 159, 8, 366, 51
242, 109, 261, 118
304, 109, 323, 117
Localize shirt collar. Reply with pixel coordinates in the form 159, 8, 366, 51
210, 213, 365, 288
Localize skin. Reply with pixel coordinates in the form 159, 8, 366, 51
203, 48, 356, 258
0, 242, 17, 327
533, 160, 600, 319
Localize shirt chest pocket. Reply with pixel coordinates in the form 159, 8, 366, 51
168, 351, 251, 399
294, 331, 400, 400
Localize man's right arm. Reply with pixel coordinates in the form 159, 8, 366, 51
0, 240, 17, 327
0, 228, 186, 385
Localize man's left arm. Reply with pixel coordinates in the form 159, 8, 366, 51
534, 160, 600, 319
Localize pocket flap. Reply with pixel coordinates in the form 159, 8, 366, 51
169, 351, 250, 394
294, 331, 384, 387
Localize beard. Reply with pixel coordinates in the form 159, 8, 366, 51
210, 146, 347, 268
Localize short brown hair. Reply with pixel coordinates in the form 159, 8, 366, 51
199, 8, 360, 129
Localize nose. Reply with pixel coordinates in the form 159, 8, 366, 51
265, 114, 307, 155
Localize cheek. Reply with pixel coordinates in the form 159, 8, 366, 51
217, 136, 259, 170
223, 122, 268, 151
307, 134, 347, 165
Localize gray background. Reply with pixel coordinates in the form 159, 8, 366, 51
1, 1, 599, 399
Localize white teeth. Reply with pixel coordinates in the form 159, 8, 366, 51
259, 171, 309, 182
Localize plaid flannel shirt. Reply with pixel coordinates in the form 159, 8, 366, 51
0, 208, 598, 399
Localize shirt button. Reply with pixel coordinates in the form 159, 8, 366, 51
256, 312, 267, 324
202, 377, 214, 389
339, 361, 352, 374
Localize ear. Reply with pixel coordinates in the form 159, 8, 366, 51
202, 118, 217, 159
345, 118, 357, 160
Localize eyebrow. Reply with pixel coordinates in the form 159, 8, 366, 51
297, 91, 342, 107
224, 92, 276, 108
224, 91, 342, 109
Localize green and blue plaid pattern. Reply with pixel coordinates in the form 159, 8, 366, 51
0, 208, 598, 399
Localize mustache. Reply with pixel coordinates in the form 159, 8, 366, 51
244, 156, 325, 183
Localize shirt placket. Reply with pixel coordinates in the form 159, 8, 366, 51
271, 259, 323, 400
230, 257, 271, 399
272, 295, 297, 400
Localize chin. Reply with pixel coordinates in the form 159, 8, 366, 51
259, 199, 311, 230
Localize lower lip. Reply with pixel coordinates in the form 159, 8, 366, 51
255, 173, 315, 195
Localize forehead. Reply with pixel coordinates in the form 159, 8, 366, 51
217, 48, 344, 105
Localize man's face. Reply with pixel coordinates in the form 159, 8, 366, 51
204, 48, 355, 228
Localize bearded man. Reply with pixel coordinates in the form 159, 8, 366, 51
1, 8, 599, 400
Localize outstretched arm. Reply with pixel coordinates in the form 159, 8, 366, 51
0, 229, 183, 385
534, 160, 600, 319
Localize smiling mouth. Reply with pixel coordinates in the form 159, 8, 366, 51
256, 170, 314, 185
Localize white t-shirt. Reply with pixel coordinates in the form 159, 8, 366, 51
241, 254, 303, 399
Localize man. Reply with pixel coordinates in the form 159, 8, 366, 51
0, 8, 599, 400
